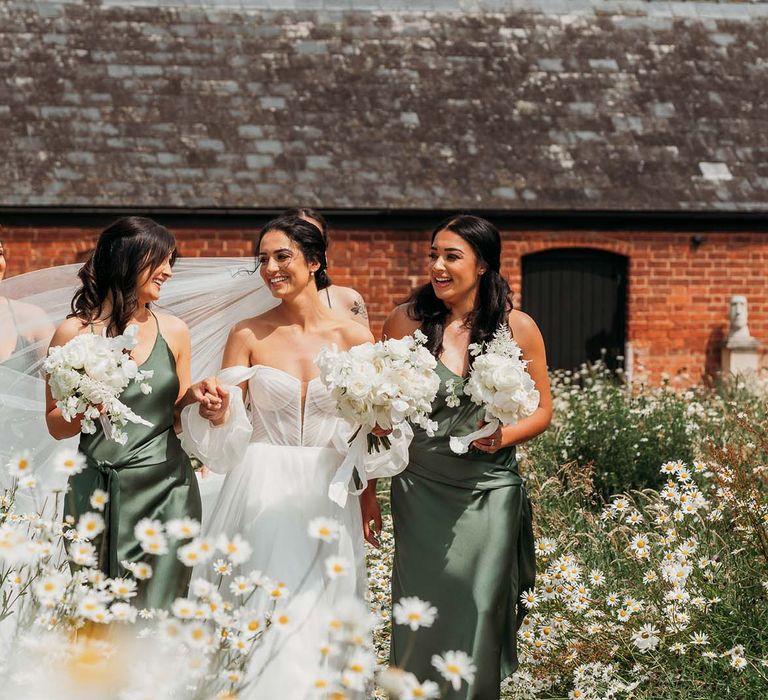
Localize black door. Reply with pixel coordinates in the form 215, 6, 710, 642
521, 248, 628, 371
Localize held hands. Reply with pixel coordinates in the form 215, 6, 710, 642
471, 420, 504, 453
192, 377, 230, 425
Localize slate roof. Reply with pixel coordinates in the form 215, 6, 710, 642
2, 0, 767, 212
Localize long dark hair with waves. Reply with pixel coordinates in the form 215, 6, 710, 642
70, 217, 177, 336
406, 215, 512, 359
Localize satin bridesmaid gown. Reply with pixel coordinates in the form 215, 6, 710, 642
390, 360, 536, 699
64, 314, 201, 609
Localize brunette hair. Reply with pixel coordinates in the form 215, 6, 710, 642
258, 215, 332, 290
282, 208, 329, 246
406, 215, 512, 358
70, 217, 177, 336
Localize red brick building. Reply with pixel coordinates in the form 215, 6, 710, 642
2, 1, 767, 382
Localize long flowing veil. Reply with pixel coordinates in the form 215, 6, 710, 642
0, 257, 277, 504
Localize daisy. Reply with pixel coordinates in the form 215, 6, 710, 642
340, 649, 376, 691
393, 597, 438, 631
141, 535, 168, 556
631, 624, 660, 652
229, 576, 255, 596
134, 518, 163, 541
325, 555, 352, 579
110, 602, 138, 623
54, 449, 86, 476
238, 612, 265, 636
77, 513, 105, 540
89, 489, 109, 511
6, 452, 33, 478
212, 559, 233, 576
308, 517, 341, 542
34, 573, 68, 602
520, 589, 539, 609
166, 517, 201, 540
216, 534, 252, 565
431, 650, 476, 691
109, 577, 138, 599
70, 541, 97, 567
123, 561, 153, 580
171, 597, 196, 619
630, 534, 650, 559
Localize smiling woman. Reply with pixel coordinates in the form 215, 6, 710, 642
44, 217, 201, 610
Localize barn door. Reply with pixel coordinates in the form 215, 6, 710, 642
521, 248, 628, 371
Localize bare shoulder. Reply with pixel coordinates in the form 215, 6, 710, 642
508, 309, 545, 349
155, 310, 189, 339
11, 299, 50, 321
329, 285, 363, 306
382, 303, 419, 340
337, 317, 375, 347
50, 315, 89, 347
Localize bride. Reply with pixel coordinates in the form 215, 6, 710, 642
179, 214, 398, 695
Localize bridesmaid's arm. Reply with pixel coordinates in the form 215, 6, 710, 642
361, 305, 418, 547
473, 309, 553, 452
381, 304, 420, 341
45, 318, 88, 440
160, 314, 192, 433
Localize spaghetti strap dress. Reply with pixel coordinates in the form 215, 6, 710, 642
64, 314, 202, 609
390, 360, 536, 699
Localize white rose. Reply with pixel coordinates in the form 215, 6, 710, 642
60, 339, 89, 370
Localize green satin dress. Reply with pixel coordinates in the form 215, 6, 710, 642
390, 360, 536, 699
64, 316, 201, 609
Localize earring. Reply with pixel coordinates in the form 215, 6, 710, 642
311, 270, 315, 276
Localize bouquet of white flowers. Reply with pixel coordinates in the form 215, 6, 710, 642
44, 325, 154, 445
446, 324, 540, 454
316, 330, 440, 506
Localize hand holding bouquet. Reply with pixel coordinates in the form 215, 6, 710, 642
44, 325, 154, 445
446, 324, 539, 454
316, 329, 440, 506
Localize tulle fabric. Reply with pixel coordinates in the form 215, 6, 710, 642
182, 366, 368, 697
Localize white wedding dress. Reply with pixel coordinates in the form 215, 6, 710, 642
181, 364, 408, 697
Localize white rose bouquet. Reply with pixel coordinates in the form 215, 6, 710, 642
44, 325, 154, 445
446, 324, 540, 454
316, 329, 441, 506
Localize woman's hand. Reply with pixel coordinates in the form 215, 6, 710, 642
190, 377, 230, 425
360, 483, 382, 548
471, 420, 504, 454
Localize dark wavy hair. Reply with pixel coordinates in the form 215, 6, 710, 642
258, 214, 332, 290
70, 217, 177, 336
406, 215, 512, 358
282, 208, 329, 247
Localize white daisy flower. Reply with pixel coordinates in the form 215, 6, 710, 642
631, 624, 660, 652
325, 555, 352, 579
109, 577, 137, 599
70, 541, 97, 567
431, 650, 476, 691
166, 517, 200, 540
229, 576, 255, 596
6, 452, 33, 478
76, 512, 105, 540
216, 534, 252, 565
189, 578, 215, 599
54, 449, 86, 476
140, 535, 168, 556
520, 589, 539, 609
393, 596, 438, 631
171, 597, 196, 619
89, 489, 109, 511
33, 573, 68, 602
238, 612, 265, 636
123, 560, 153, 580
212, 558, 232, 576
134, 518, 163, 541
110, 602, 138, 623
308, 517, 341, 542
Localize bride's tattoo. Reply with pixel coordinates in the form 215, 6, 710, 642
351, 300, 368, 318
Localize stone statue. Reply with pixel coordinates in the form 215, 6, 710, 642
728, 295, 752, 343
722, 294, 760, 376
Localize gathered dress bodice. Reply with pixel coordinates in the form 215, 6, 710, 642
244, 365, 344, 448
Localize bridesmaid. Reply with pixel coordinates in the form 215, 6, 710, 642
0, 238, 54, 369
45, 217, 201, 609
283, 208, 370, 327
366, 215, 552, 699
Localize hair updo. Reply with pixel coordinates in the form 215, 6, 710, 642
257, 214, 332, 291
70, 216, 177, 336
406, 214, 512, 358
282, 208, 329, 247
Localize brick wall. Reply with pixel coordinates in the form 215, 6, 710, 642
2, 218, 766, 383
